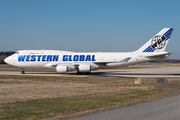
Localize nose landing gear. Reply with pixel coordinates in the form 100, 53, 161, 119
20, 68, 25, 74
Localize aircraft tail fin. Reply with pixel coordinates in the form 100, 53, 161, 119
136, 28, 173, 53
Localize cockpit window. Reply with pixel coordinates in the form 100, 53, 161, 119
15, 52, 19, 54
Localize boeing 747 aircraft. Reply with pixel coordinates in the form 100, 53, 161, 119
4, 28, 173, 75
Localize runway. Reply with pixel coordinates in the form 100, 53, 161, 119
1, 66, 180, 77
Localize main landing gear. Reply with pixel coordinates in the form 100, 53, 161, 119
76, 72, 91, 75
20, 68, 25, 74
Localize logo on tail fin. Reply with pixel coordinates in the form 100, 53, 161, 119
151, 35, 166, 49
142, 28, 173, 53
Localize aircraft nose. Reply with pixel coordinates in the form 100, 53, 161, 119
4, 56, 14, 65
4, 57, 10, 64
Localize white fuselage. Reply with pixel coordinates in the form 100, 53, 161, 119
4, 28, 173, 74
5, 50, 167, 69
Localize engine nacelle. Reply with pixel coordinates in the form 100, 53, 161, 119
78, 65, 91, 72
56, 65, 67, 73
56, 65, 74, 73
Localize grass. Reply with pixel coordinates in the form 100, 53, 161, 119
165, 77, 180, 85
1, 91, 157, 119
0, 75, 160, 119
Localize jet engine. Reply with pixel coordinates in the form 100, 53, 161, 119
56, 65, 74, 73
78, 65, 91, 72
56, 65, 67, 73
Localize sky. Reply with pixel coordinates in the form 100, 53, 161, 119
0, 0, 180, 59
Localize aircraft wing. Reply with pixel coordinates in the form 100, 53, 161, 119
93, 57, 131, 66
44, 57, 132, 68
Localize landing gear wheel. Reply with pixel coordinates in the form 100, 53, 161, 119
20, 71, 25, 74
20, 68, 25, 74
76, 72, 83, 75
76, 72, 91, 75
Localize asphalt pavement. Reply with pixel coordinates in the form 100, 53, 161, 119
68, 95, 180, 120
1, 66, 180, 77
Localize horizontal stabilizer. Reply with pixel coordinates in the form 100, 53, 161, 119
145, 53, 174, 59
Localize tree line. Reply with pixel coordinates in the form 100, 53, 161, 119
0, 51, 15, 64
0, 51, 15, 56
